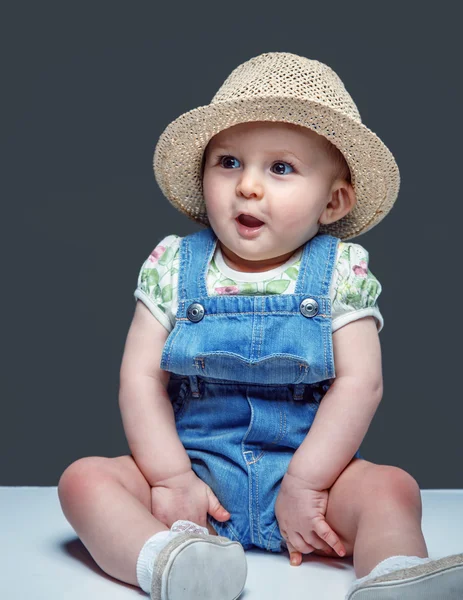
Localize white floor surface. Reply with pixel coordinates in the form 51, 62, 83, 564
1, 487, 462, 599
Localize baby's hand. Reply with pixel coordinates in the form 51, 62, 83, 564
150, 469, 230, 529
275, 471, 346, 566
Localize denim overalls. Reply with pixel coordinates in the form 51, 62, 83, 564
161, 227, 362, 552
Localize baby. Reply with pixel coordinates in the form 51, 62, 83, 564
58, 52, 463, 599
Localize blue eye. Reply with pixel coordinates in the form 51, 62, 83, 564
271, 162, 294, 175
217, 155, 295, 174
219, 155, 240, 169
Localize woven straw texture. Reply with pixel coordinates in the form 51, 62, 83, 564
153, 52, 400, 241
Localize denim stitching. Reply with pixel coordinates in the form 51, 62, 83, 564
176, 311, 330, 318
296, 235, 312, 293
326, 237, 340, 296
252, 298, 257, 360
209, 515, 242, 544
322, 318, 328, 380
179, 235, 190, 301
241, 392, 256, 545
317, 238, 337, 381
194, 357, 205, 371
269, 409, 283, 446
270, 410, 287, 445
248, 408, 285, 464
247, 451, 266, 463
267, 519, 281, 551
185, 235, 191, 300
324, 237, 334, 295
320, 236, 331, 297
295, 363, 308, 384
281, 410, 287, 443
199, 234, 208, 298
201, 234, 216, 298
255, 462, 263, 546
221, 519, 242, 543
325, 320, 331, 379
162, 319, 183, 371
177, 236, 185, 301
257, 296, 264, 360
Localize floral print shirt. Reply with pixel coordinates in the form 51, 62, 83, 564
134, 234, 384, 334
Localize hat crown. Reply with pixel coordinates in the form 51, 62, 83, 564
211, 52, 362, 123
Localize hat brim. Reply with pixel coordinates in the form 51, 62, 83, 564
153, 96, 400, 240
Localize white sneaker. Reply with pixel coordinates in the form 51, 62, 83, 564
346, 552, 463, 599
150, 531, 247, 600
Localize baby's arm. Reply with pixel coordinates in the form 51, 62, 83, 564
287, 316, 383, 489
119, 301, 191, 485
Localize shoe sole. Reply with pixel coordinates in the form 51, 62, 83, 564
151, 533, 247, 600
350, 561, 463, 599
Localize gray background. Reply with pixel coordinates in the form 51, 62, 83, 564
3, 2, 462, 487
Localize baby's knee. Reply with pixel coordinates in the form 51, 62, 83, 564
363, 465, 422, 512
58, 456, 111, 503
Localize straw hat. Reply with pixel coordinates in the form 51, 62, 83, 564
153, 52, 400, 240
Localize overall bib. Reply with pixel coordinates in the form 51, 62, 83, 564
161, 227, 363, 552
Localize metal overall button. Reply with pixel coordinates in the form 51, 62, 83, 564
299, 298, 319, 318
186, 302, 205, 322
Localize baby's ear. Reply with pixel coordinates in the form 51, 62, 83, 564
343, 187, 357, 221
319, 185, 356, 225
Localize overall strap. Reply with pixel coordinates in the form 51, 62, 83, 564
176, 227, 217, 301
295, 233, 340, 297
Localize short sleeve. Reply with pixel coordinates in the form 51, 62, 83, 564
133, 234, 181, 333
331, 242, 384, 333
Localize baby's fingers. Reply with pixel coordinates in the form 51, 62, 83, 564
313, 518, 346, 557
286, 541, 303, 566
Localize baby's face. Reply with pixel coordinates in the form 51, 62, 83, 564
202, 121, 342, 272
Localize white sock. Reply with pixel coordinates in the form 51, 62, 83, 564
348, 554, 433, 594
136, 520, 209, 594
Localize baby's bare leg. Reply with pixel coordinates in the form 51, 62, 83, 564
313, 459, 428, 578
352, 463, 428, 577
58, 455, 169, 587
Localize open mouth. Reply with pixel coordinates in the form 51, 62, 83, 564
236, 214, 265, 228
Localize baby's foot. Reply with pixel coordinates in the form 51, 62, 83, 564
150, 531, 247, 600
346, 552, 463, 599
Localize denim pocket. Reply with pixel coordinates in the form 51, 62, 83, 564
194, 352, 310, 385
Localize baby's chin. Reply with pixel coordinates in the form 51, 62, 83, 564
223, 244, 300, 272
